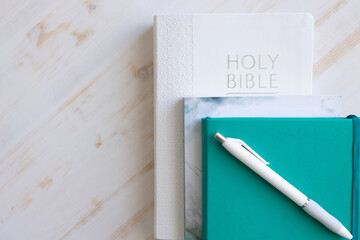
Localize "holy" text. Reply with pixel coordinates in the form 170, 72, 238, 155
226, 54, 279, 89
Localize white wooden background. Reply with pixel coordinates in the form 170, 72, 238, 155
0, 0, 360, 239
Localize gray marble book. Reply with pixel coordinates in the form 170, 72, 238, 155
184, 96, 342, 240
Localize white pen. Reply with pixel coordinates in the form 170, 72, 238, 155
214, 132, 353, 239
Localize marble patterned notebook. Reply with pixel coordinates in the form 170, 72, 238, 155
184, 96, 342, 240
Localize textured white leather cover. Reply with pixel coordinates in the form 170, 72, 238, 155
153, 14, 314, 239
154, 15, 193, 239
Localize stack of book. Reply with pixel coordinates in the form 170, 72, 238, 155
154, 14, 358, 240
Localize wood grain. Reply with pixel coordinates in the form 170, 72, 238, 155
0, 0, 359, 239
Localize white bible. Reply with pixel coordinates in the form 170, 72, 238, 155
153, 13, 314, 239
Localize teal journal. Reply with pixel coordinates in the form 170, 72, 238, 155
202, 117, 359, 240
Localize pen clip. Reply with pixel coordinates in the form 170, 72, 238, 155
229, 138, 270, 165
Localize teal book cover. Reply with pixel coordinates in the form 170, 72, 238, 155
202, 117, 359, 240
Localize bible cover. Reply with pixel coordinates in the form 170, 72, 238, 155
154, 13, 314, 239
202, 117, 359, 240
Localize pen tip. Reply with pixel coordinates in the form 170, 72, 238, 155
338, 226, 352, 239
214, 133, 226, 143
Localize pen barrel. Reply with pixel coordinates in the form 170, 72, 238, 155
223, 139, 308, 207
303, 199, 343, 234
